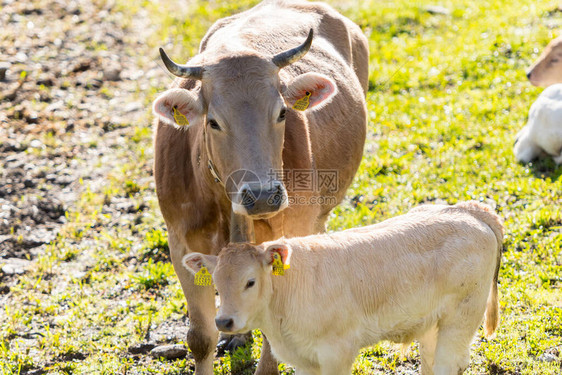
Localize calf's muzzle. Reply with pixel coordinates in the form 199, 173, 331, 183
215, 317, 234, 332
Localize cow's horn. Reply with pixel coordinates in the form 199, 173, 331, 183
159, 48, 203, 80
272, 29, 314, 69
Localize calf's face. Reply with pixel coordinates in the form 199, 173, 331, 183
182, 243, 291, 334
528, 36, 562, 87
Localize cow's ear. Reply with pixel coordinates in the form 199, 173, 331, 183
182, 253, 218, 275
263, 243, 292, 267
283, 72, 337, 111
153, 88, 203, 129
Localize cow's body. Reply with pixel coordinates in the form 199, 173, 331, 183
514, 83, 562, 165
153, 1, 368, 373
185, 202, 503, 375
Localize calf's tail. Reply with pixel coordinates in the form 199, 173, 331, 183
456, 201, 503, 338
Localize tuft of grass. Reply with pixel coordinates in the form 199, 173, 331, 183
133, 259, 174, 290
142, 228, 170, 262
529, 207, 562, 231
124, 180, 141, 196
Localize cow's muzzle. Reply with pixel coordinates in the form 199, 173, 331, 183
233, 180, 288, 218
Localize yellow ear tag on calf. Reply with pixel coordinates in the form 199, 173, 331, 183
292, 91, 311, 111
194, 266, 212, 286
173, 106, 189, 126
272, 253, 289, 276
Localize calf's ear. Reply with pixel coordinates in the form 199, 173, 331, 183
283, 72, 337, 111
182, 253, 218, 275
263, 244, 292, 268
152, 88, 203, 129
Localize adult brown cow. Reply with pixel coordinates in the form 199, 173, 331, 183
152, 1, 368, 374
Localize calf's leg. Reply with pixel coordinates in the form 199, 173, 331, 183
318, 344, 355, 375
170, 234, 218, 375
432, 326, 471, 375
434, 287, 492, 374
419, 324, 438, 375
433, 313, 483, 375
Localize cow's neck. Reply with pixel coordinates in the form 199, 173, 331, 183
194, 125, 227, 202
201, 122, 226, 186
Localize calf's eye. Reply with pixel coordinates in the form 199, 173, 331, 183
245, 279, 255, 289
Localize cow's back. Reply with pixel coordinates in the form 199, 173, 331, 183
200, 0, 369, 91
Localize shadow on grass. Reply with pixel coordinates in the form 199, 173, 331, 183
527, 158, 562, 181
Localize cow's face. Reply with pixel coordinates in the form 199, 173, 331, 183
201, 55, 289, 218
527, 36, 562, 87
182, 243, 291, 334
152, 31, 337, 219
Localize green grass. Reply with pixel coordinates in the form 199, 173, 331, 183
2, 0, 562, 374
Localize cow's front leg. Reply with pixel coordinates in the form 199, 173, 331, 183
170, 235, 217, 375
255, 333, 279, 375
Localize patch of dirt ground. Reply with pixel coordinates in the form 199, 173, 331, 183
0, 0, 185, 371
1, 0, 163, 274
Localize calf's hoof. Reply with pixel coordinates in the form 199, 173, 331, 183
216, 331, 253, 357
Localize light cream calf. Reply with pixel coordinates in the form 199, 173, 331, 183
514, 83, 562, 164
183, 201, 503, 375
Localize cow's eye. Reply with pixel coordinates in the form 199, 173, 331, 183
277, 108, 287, 122
245, 279, 255, 289
208, 119, 221, 130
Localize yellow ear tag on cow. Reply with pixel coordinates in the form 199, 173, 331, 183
292, 91, 311, 111
173, 106, 189, 126
194, 266, 212, 286
272, 252, 289, 276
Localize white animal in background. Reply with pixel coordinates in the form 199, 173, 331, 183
514, 84, 562, 165
183, 201, 503, 375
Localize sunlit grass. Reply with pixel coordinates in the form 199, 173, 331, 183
1, 0, 561, 374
